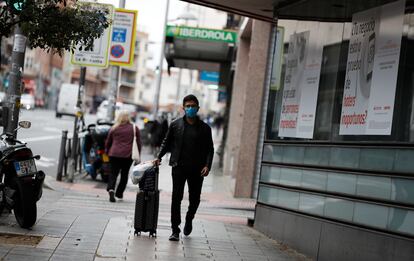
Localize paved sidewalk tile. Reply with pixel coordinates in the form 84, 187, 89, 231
95, 216, 131, 259
0, 148, 310, 261
121, 217, 308, 261
4, 246, 53, 261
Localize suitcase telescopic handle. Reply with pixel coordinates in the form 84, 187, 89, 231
154, 166, 159, 190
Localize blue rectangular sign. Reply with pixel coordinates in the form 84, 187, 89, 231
112, 28, 127, 43
200, 71, 219, 83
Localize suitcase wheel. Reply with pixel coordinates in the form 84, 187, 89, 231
149, 231, 156, 238
134, 230, 141, 236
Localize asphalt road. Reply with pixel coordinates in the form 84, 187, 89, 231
11, 109, 99, 178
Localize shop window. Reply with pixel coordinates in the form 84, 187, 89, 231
299, 194, 325, 216
258, 186, 414, 236
265, 6, 414, 143
260, 165, 414, 206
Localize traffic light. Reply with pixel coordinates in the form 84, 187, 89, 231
2, 73, 9, 89
6, 0, 26, 14
0, 106, 9, 127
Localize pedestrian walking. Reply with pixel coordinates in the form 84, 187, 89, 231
213, 114, 224, 137
153, 115, 169, 156
105, 111, 142, 202
149, 118, 161, 156
154, 94, 214, 241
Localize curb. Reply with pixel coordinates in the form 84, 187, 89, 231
43, 175, 57, 191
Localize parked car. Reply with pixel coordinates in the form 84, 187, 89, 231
56, 83, 83, 117
20, 94, 35, 110
96, 100, 137, 122
0, 92, 6, 105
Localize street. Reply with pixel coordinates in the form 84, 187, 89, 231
16, 109, 98, 178
0, 109, 307, 260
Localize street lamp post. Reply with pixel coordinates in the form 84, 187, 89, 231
152, 0, 170, 119
5, 26, 26, 138
107, 0, 126, 122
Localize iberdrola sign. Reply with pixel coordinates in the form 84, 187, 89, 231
166, 25, 237, 44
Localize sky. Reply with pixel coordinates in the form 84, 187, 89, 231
97, 0, 191, 69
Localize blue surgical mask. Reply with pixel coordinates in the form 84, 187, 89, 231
185, 107, 198, 118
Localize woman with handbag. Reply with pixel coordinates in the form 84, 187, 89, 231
105, 111, 141, 202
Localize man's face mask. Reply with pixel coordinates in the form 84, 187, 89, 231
184, 104, 198, 118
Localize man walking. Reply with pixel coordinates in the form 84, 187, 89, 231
154, 94, 214, 241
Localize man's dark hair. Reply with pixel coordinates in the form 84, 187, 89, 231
182, 94, 199, 106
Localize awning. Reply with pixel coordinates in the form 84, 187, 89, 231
179, 0, 401, 23
165, 25, 236, 72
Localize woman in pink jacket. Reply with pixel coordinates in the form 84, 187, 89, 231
105, 111, 141, 202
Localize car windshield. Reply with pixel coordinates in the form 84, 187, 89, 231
21, 94, 33, 101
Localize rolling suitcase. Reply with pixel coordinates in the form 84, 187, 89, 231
134, 166, 159, 237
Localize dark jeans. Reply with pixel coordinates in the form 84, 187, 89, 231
171, 165, 204, 233
107, 156, 133, 198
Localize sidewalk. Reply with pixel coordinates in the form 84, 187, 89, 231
0, 147, 310, 261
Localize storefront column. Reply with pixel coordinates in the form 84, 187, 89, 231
226, 19, 271, 198
223, 21, 251, 186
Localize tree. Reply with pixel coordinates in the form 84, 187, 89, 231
0, 0, 111, 55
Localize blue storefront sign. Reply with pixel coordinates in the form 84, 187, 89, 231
200, 71, 219, 83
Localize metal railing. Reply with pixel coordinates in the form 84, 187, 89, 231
56, 130, 83, 181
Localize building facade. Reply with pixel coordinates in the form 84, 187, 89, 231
178, 0, 414, 260
0, 37, 63, 108
99, 30, 151, 104
256, 1, 414, 259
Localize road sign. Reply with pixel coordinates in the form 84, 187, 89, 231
109, 8, 138, 67
71, 3, 114, 68
112, 28, 127, 42
111, 45, 124, 58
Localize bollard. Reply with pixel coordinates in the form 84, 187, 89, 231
77, 138, 83, 172
67, 137, 74, 182
63, 138, 71, 178
56, 130, 68, 181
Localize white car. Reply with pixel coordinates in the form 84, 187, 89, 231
21, 94, 35, 110
97, 100, 138, 122
0, 92, 6, 104
56, 83, 82, 117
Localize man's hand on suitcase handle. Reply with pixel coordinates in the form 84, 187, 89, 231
201, 167, 209, 177
153, 158, 161, 166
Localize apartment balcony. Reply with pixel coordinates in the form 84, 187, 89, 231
120, 78, 136, 88
122, 65, 138, 72
99, 69, 111, 82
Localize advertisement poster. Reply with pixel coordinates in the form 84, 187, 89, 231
339, 0, 405, 135
278, 27, 323, 139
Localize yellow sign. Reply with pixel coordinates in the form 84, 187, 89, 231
109, 9, 138, 67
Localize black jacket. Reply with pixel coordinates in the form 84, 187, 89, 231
157, 116, 214, 169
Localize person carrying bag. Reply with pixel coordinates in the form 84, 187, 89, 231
105, 111, 141, 202
131, 123, 141, 164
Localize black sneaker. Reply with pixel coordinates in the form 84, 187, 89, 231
183, 220, 192, 236
115, 192, 123, 199
169, 232, 180, 241
109, 191, 116, 203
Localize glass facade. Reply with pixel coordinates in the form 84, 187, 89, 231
259, 0, 414, 238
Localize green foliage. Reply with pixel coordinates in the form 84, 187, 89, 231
0, 0, 111, 55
